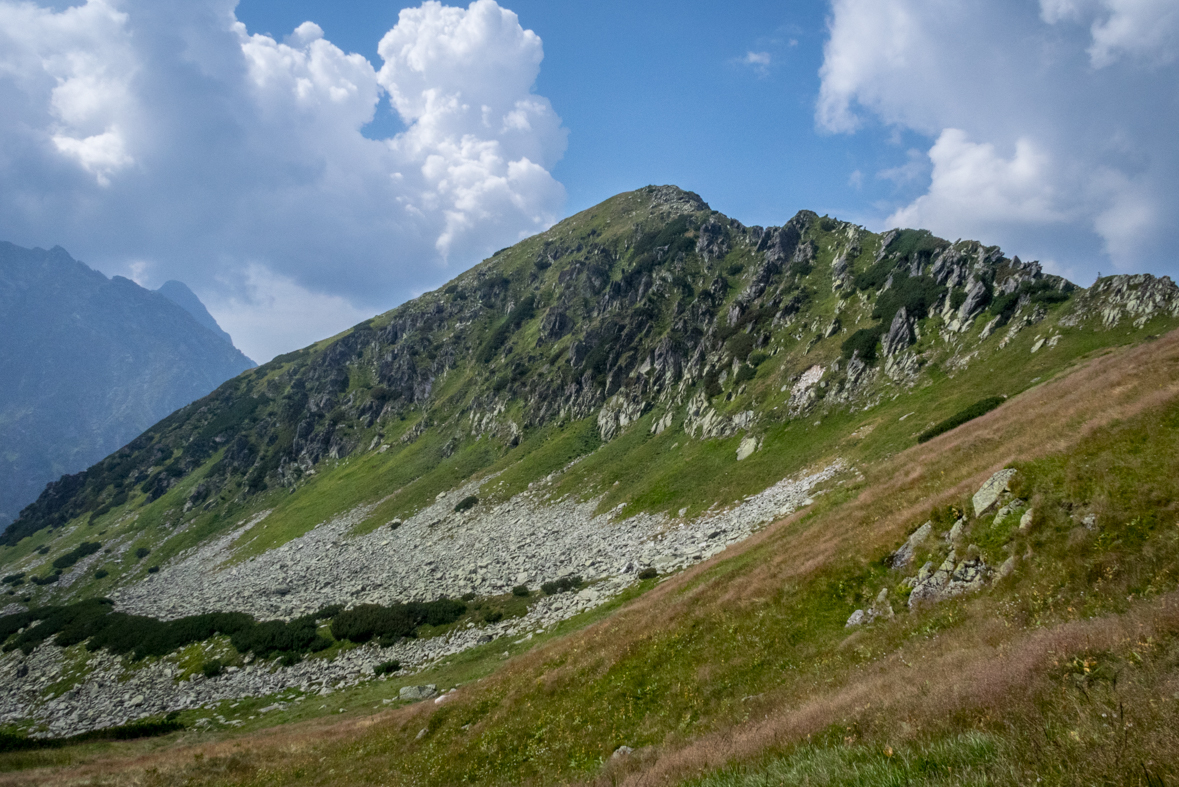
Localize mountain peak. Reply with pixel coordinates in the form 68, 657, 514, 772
156, 280, 239, 351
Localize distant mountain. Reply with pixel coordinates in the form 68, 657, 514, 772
156, 280, 239, 350
0, 242, 255, 526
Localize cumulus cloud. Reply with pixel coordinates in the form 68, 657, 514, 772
818, 0, 1179, 279
0, 0, 566, 361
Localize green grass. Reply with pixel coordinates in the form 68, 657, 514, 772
690, 732, 1006, 787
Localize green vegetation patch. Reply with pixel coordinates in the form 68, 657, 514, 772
329, 599, 467, 646
0, 600, 340, 661
51, 542, 101, 570
918, 396, 1006, 443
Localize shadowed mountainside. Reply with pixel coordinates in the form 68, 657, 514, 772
0, 242, 255, 527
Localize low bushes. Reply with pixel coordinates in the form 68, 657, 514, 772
918, 396, 1006, 443
374, 660, 401, 676
512, 585, 530, 597
842, 326, 885, 362
330, 599, 467, 644
0, 716, 183, 752
541, 576, 583, 595
52, 541, 101, 570
454, 495, 479, 513
0, 600, 330, 661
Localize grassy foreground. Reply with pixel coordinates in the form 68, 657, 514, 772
4, 331, 1179, 785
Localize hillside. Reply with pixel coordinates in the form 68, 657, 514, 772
0, 243, 256, 527
1, 186, 1179, 784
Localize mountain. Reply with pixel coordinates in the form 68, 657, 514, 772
0, 242, 256, 527
2, 187, 1179, 783
155, 280, 238, 349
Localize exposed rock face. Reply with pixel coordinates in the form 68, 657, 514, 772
882, 307, 916, 357
1064, 274, 1179, 329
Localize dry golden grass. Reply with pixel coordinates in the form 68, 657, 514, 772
8, 330, 1179, 786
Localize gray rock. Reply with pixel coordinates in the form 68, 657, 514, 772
882, 307, 916, 357
845, 609, 865, 627
1018, 508, 1035, 531
736, 435, 761, 461
399, 685, 438, 701
973, 469, 1017, 515
890, 521, 932, 569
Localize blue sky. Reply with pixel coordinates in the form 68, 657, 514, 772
1, 0, 1176, 361
235, 0, 921, 228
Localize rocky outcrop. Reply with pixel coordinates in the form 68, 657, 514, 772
1063, 274, 1179, 329
882, 307, 917, 357
973, 469, 1017, 515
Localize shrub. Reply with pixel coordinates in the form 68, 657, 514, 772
475, 294, 537, 363
703, 369, 723, 398
94, 568, 109, 579
313, 603, 343, 620
202, 659, 223, 678
36, 546, 49, 555
30, 574, 58, 586
512, 585, 530, 597
638, 567, 659, 580
841, 326, 885, 363
389, 521, 402, 531
734, 364, 757, 384
374, 660, 401, 676
871, 272, 944, 325
330, 599, 466, 643
461, 591, 477, 602
726, 332, 755, 362
52, 542, 101, 570
747, 351, 769, 367
918, 396, 1006, 443
134, 547, 150, 560
454, 495, 479, 513
147, 566, 159, 574
541, 576, 583, 595
482, 609, 503, 623
1, 573, 24, 585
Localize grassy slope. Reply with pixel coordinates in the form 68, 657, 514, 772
5, 318, 1179, 785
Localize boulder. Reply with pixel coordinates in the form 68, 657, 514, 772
736, 436, 761, 461
973, 469, 1017, 516
890, 521, 932, 569
399, 685, 438, 702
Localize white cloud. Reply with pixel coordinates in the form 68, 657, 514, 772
819, 0, 1179, 279
1042, 0, 1179, 67
876, 148, 927, 186
739, 51, 772, 76
208, 264, 373, 363
887, 130, 1071, 235
0, 0, 566, 361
